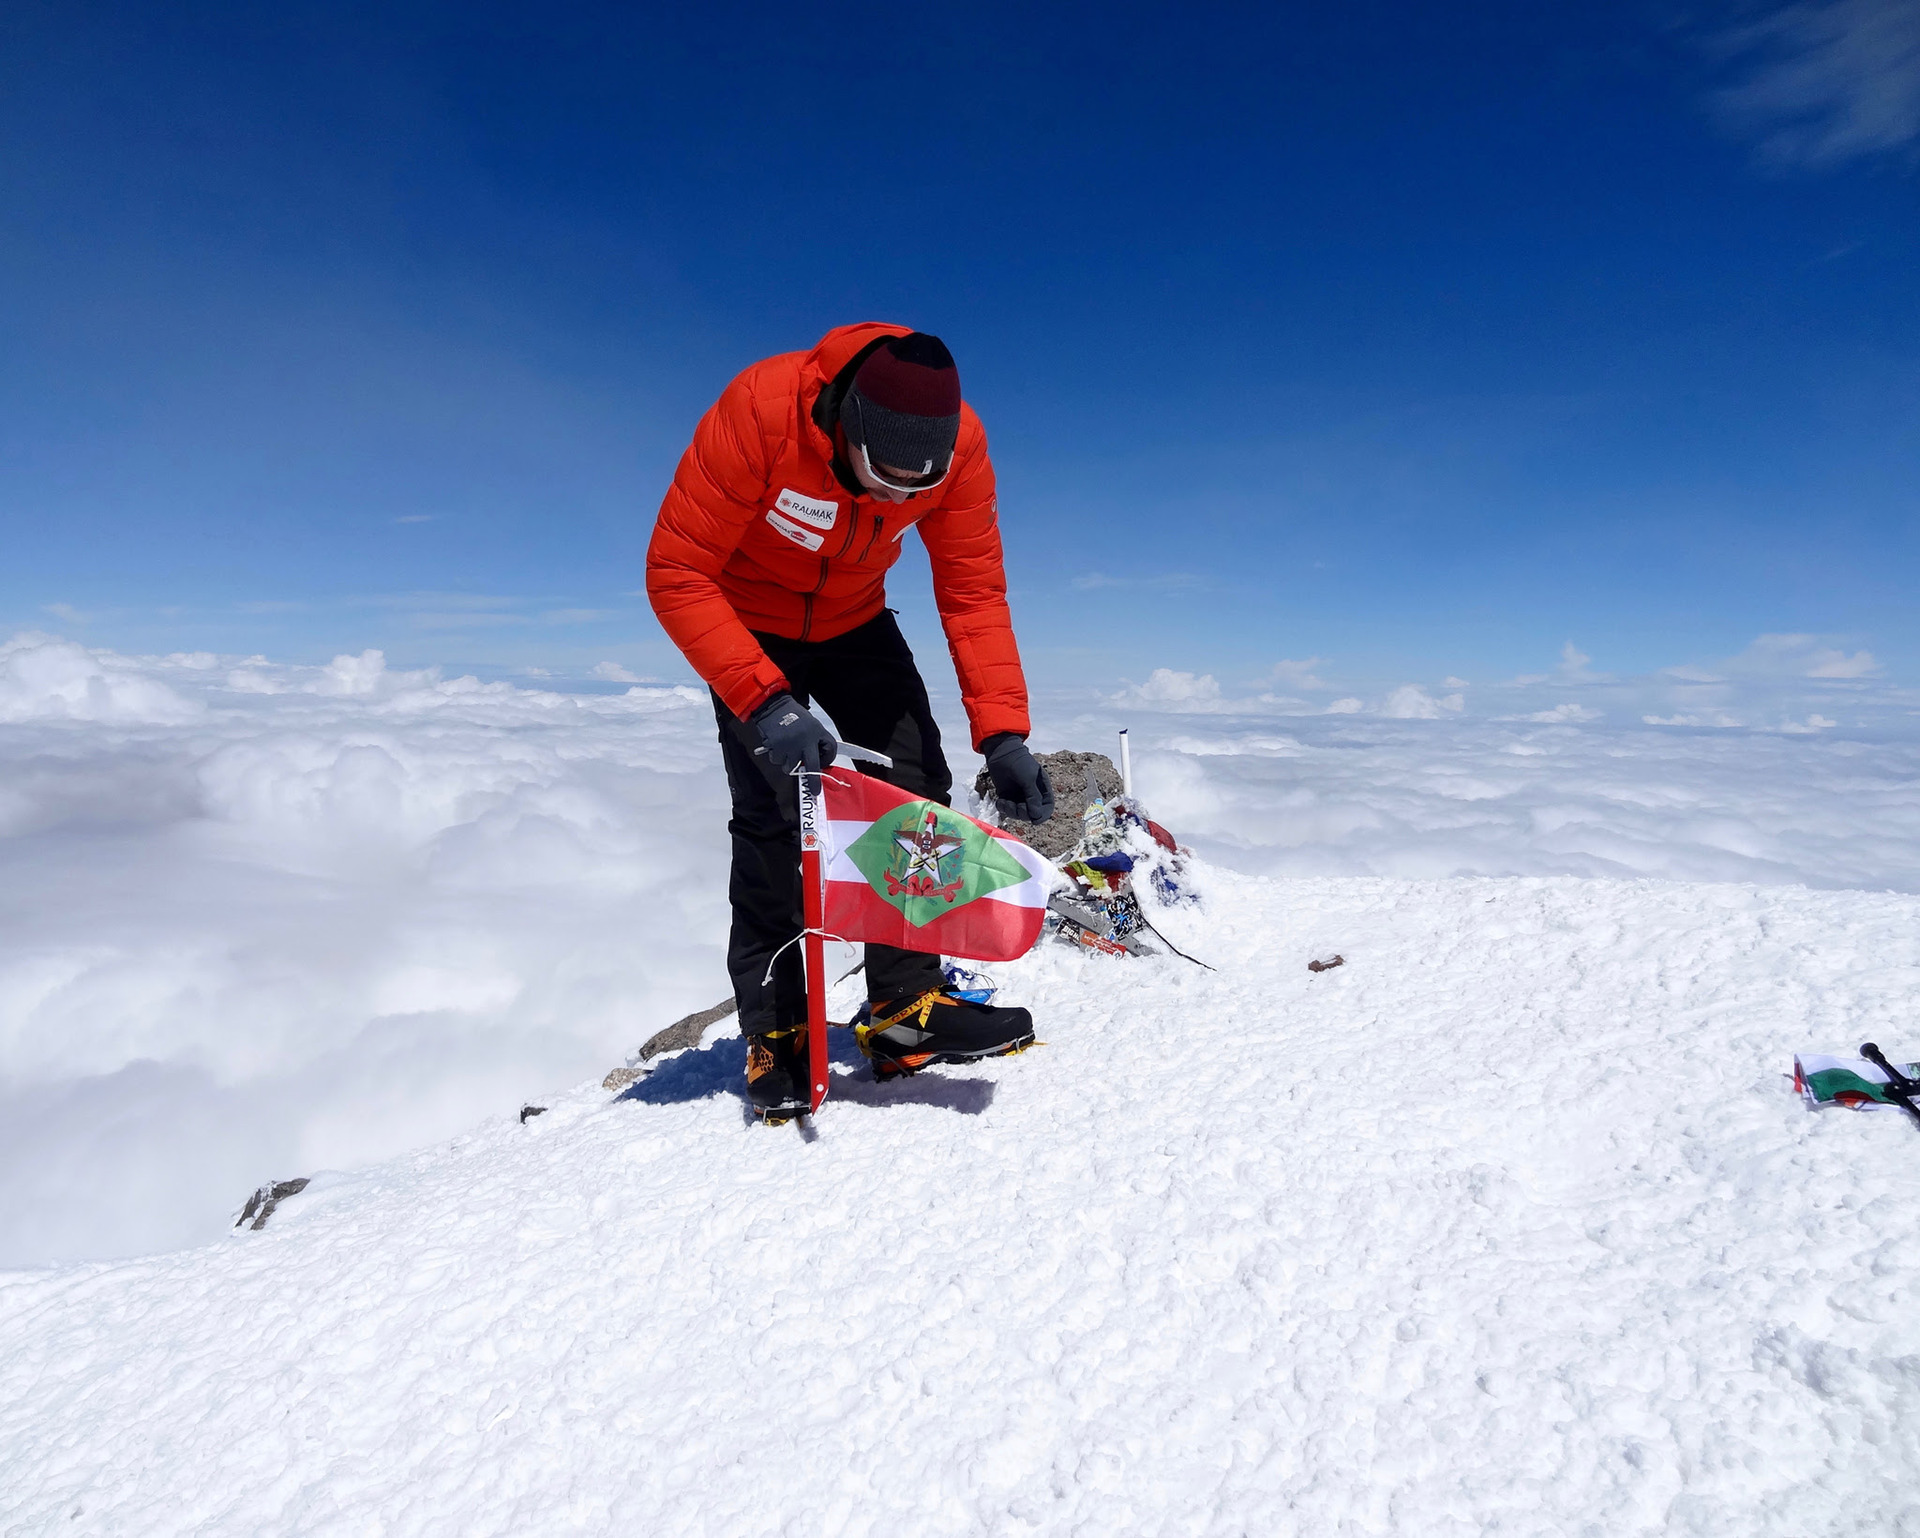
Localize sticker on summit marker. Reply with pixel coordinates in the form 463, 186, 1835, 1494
764, 510, 825, 551
774, 489, 839, 530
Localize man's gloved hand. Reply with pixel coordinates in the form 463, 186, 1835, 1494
751, 694, 838, 776
982, 733, 1055, 823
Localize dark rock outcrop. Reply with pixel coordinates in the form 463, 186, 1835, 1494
973, 750, 1122, 860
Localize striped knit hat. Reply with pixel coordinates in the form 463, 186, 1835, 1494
840, 333, 961, 482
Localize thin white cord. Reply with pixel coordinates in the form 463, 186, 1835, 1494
760, 928, 856, 986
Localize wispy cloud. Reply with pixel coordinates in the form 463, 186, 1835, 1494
1265, 657, 1330, 690
1710, 0, 1920, 167
394, 514, 438, 525
1501, 702, 1603, 724
1506, 641, 1602, 688
1379, 685, 1465, 719
407, 610, 530, 630
363, 591, 527, 614
42, 602, 89, 624
1112, 668, 1224, 707
1733, 632, 1880, 678
1644, 711, 1746, 728
1071, 572, 1208, 592
1558, 641, 1597, 680
1806, 647, 1879, 677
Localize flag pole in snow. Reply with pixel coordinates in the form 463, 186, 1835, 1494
796, 739, 896, 1117
798, 768, 830, 1114
1860, 1043, 1920, 1132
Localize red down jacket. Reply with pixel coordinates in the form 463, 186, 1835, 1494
646, 323, 1031, 750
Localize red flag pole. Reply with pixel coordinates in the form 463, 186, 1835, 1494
798, 767, 829, 1114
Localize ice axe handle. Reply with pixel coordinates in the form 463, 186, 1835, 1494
1860, 1043, 1920, 1131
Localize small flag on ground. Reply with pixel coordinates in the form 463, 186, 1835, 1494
819, 768, 1053, 961
1794, 1051, 1920, 1110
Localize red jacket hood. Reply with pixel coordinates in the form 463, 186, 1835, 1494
797, 322, 914, 455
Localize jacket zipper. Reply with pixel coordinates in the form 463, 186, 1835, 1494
801, 551, 829, 641
799, 495, 882, 640
837, 499, 864, 557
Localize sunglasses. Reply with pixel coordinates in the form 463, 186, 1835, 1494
859, 441, 950, 496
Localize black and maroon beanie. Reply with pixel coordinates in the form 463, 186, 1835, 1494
840, 332, 962, 480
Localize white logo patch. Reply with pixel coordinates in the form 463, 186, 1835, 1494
774, 488, 839, 530
764, 509, 825, 551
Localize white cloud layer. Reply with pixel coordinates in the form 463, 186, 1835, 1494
0, 634, 716, 1269
6, 633, 1920, 1270
0, 634, 203, 724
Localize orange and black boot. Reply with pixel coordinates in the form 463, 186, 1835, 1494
856, 990, 1035, 1082
745, 1028, 809, 1121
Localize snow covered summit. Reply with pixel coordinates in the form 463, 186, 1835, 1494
6, 866, 1919, 1535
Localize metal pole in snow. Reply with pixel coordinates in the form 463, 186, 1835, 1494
799, 768, 829, 1114
792, 742, 889, 1118
1118, 728, 1133, 797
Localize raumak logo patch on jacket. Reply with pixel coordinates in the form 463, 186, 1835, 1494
764, 510, 825, 551
774, 488, 839, 530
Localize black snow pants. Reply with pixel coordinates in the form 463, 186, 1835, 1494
714, 609, 952, 1036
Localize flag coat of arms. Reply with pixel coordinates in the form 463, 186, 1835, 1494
817, 768, 1052, 961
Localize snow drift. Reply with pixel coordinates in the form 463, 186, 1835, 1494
4, 871, 1919, 1535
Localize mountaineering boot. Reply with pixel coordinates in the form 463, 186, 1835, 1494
745, 1029, 809, 1121
856, 990, 1035, 1082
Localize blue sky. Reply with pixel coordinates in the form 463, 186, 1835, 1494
2, 0, 1916, 697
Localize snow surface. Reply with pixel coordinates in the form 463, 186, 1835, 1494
6, 631, 1920, 1532
7, 870, 1920, 1535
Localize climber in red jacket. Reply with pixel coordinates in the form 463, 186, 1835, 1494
647, 324, 1055, 1119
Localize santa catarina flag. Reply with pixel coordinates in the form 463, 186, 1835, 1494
817, 768, 1053, 961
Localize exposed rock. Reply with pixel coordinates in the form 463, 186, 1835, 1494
602, 997, 743, 1089
235, 1177, 309, 1232
973, 750, 1122, 860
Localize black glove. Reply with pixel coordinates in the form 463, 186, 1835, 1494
751, 694, 837, 776
982, 733, 1054, 823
